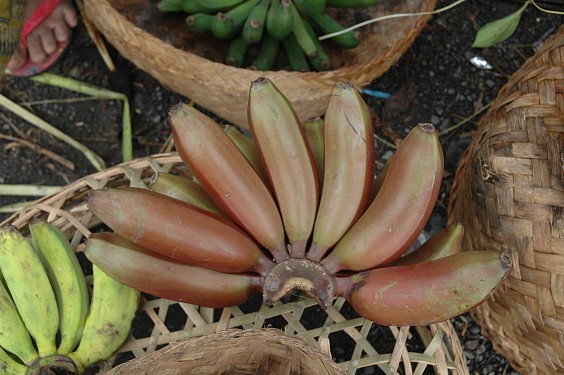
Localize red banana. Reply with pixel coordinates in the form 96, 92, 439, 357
336, 251, 512, 326
84, 232, 262, 308
222, 124, 268, 182
392, 222, 464, 266
169, 103, 288, 263
303, 116, 325, 188
322, 124, 444, 272
149, 172, 225, 217
248, 77, 319, 258
308, 82, 375, 261
87, 187, 274, 275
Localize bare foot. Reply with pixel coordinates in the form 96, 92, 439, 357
7, 0, 77, 72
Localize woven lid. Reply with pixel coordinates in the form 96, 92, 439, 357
448, 26, 564, 374
81, 0, 436, 128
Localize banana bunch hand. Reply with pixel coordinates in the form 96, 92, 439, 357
157, 0, 377, 71
0, 222, 139, 375
86, 77, 512, 328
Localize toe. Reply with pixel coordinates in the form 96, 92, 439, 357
27, 34, 47, 64
7, 43, 29, 71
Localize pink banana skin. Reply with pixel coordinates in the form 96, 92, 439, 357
248, 77, 319, 259
336, 251, 512, 326
392, 222, 464, 266
303, 117, 325, 188
308, 82, 375, 261
169, 103, 288, 263
321, 123, 444, 272
87, 187, 274, 275
84, 233, 262, 308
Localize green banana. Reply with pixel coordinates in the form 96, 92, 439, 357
242, 0, 270, 44
250, 33, 280, 71
325, 0, 377, 7
68, 265, 139, 372
157, 0, 182, 12
186, 13, 214, 34
149, 172, 225, 217
266, 0, 294, 41
293, 0, 326, 15
226, 35, 249, 67
0, 226, 59, 357
281, 33, 310, 71
180, 0, 216, 13
303, 116, 325, 186
301, 17, 331, 71
0, 275, 38, 365
224, 0, 261, 30
211, 12, 236, 39
193, 0, 245, 12
0, 347, 26, 375
308, 82, 374, 261
248, 77, 319, 258
308, 11, 360, 48
289, 3, 318, 58
29, 220, 90, 355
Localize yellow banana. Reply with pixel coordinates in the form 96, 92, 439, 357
29, 220, 90, 355
322, 123, 444, 272
68, 265, 139, 372
0, 226, 59, 357
308, 82, 375, 261
0, 347, 27, 375
0, 275, 38, 365
169, 102, 288, 262
248, 77, 319, 258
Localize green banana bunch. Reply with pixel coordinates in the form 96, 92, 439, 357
159, 0, 376, 71
68, 265, 139, 372
85, 78, 511, 332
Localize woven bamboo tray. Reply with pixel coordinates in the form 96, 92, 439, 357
448, 26, 564, 374
1, 153, 469, 375
81, 0, 437, 128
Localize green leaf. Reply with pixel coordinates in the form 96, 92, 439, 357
472, 4, 527, 48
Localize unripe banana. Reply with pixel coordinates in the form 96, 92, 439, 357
84, 232, 262, 308
325, 0, 377, 7
266, 0, 294, 41
0, 347, 27, 375
322, 124, 444, 272
392, 223, 464, 266
29, 220, 90, 355
289, 3, 318, 59
0, 226, 59, 357
211, 12, 236, 39
224, 0, 261, 31
88, 187, 275, 275
248, 77, 319, 258
281, 33, 310, 72
250, 33, 280, 71
242, 0, 270, 44
193, 0, 245, 12
186, 13, 214, 34
336, 251, 512, 326
303, 116, 325, 186
222, 124, 267, 181
293, 0, 326, 15
301, 17, 331, 71
308, 82, 374, 261
169, 102, 288, 263
0, 275, 38, 365
308, 11, 360, 48
68, 264, 139, 372
157, 0, 182, 12
149, 172, 225, 217
226, 35, 249, 67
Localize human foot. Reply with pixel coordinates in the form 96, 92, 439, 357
7, 0, 77, 73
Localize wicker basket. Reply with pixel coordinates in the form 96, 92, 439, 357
1, 153, 469, 375
81, 0, 437, 128
448, 26, 564, 374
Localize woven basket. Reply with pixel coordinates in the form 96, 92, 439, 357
106, 328, 348, 375
448, 26, 564, 374
81, 0, 437, 128
1, 153, 469, 375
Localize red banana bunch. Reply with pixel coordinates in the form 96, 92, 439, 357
86, 78, 511, 327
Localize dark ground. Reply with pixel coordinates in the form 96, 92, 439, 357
0, 0, 562, 374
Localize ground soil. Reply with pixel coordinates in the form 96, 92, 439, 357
0, 0, 562, 374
